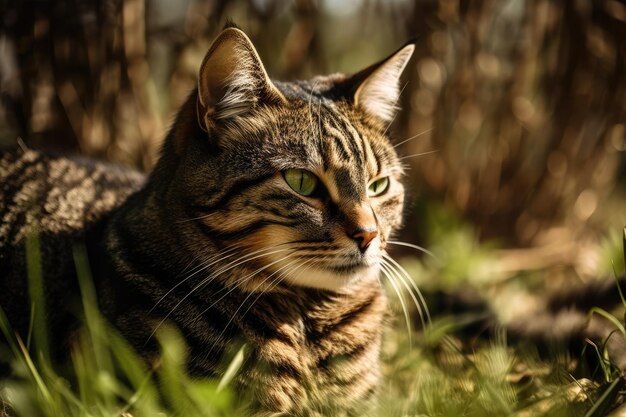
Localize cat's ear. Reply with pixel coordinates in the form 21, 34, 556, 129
196, 27, 285, 131
348, 41, 415, 122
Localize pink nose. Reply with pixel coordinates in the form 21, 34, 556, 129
350, 229, 378, 252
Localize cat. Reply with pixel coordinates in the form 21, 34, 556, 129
0, 24, 415, 416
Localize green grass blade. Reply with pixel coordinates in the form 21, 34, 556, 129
583, 377, 624, 417
217, 344, 246, 392
157, 326, 189, 412
107, 330, 161, 413
584, 338, 611, 383
611, 262, 626, 308
15, 336, 53, 407
73, 244, 114, 373
0, 306, 21, 358
25, 230, 50, 365
73, 243, 119, 412
623, 226, 625, 276
588, 307, 626, 338
25, 304, 35, 351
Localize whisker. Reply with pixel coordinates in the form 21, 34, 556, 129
387, 166, 406, 176
193, 240, 322, 319
381, 113, 397, 138
149, 246, 242, 314
243, 254, 325, 312
383, 254, 431, 325
308, 79, 320, 142
234, 254, 326, 332
178, 254, 203, 277
178, 243, 252, 280
317, 96, 323, 145
229, 255, 327, 349
235, 263, 297, 321
387, 240, 437, 259
149, 243, 273, 314
268, 255, 324, 293
197, 251, 298, 319
204, 254, 308, 357
397, 150, 439, 161
176, 212, 213, 224
381, 259, 426, 331
183, 240, 320, 308
381, 81, 408, 137
393, 128, 433, 149
379, 264, 413, 349
145, 246, 294, 343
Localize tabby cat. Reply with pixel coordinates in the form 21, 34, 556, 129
0, 25, 415, 415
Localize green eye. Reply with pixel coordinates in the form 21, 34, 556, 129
283, 169, 318, 196
367, 177, 389, 197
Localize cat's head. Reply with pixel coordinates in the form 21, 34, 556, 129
163, 27, 413, 291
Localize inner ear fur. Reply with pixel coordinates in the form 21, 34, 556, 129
338, 41, 415, 123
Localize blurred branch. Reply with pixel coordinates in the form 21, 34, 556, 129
400, 0, 625, 254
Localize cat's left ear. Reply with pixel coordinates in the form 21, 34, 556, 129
346, 41, 415, 122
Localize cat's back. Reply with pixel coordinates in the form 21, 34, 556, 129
0, 147, 145, 352
0, 148, 145, 246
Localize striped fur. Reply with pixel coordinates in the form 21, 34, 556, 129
0, 149, 144, 360
0, 28, 413, 415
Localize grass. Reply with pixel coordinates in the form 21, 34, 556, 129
0, 241, 243, 417
0, 227, 625, 416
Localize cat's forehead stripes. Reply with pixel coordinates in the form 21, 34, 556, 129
275, 80, 386, 175
291, 102, 380, 202
220, 99, 392, 203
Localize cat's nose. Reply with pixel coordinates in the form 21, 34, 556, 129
350, 228, 378, 252
345, 204, 378, 253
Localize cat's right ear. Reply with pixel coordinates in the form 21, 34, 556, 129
342, 40, 415, 123
196, 28, 285, 132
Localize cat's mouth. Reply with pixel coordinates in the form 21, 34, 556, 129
263, 252, 381, 290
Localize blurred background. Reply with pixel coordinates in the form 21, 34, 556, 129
0, 0, 625, 320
